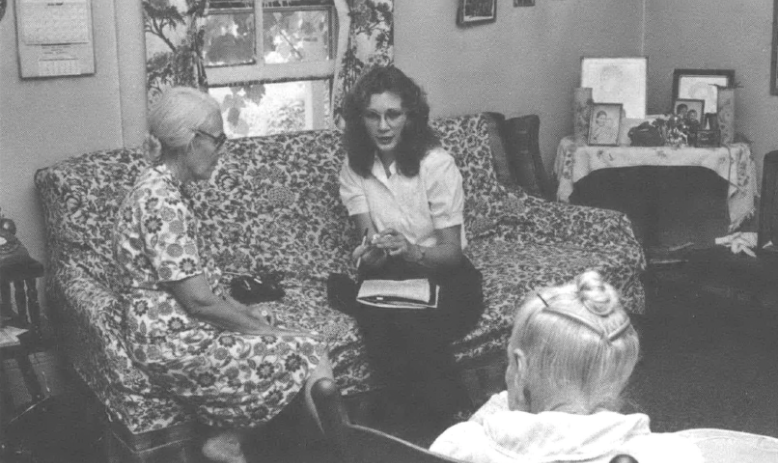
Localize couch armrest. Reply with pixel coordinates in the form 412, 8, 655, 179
500, 193, 645, 255
47, 257, 153, 396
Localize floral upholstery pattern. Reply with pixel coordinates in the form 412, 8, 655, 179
34, 113, 645, 434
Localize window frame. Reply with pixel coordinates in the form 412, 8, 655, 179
204, 1, 349, 87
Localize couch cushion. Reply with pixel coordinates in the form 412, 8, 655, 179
459, 240, 644, 362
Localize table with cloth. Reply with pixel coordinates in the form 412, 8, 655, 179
554, 136, 758, 232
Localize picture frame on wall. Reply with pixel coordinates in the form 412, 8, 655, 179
672, 69, 734, 115
580, 57, 647, 119
673, 99, 705, 125
588, 103, 623, 146
457, 0, 497, 26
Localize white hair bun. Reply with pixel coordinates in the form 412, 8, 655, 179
576, 270, 619, 317
144, 133, 163, 163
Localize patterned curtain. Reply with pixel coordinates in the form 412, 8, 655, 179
143, 0, 208, 106
332, 0, 394, 123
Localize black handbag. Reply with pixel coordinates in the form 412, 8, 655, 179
628, 121, 664, 147
229, 271, 285, 304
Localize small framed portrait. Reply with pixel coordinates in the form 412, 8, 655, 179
588, 103, 623, 146
672, 69, 734, 115
457, 0, 497, 26
673, 99, 705, 125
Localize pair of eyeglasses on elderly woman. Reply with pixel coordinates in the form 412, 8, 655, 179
195, 129, 227, 151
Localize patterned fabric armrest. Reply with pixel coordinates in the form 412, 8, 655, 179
500, 193, 645, 253
49, 256, 155, 397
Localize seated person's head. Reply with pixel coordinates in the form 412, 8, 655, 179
505, 270, 639, 415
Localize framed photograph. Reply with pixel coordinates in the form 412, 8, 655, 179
588, 103, 623, 146
672, 69, 734, 115
581, 57, 647, 119
673, 99, 705, 125
457, 0, 497, 26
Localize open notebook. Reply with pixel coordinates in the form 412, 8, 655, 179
356, 278, 439, 309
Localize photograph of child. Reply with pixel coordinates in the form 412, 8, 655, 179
587, 104, 622, 146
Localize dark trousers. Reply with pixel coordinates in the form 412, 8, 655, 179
354, 257, 484, 386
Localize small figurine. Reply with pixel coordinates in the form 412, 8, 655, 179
665, 114, 688, 147
0, 207, 16, 235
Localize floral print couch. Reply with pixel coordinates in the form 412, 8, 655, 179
34, 113, 645, 436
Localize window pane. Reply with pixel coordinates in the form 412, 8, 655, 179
263, 8, 332, 64
209, 80, 331, 137
203, 12, 256, 67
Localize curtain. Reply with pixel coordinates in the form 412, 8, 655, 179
332, 0, 394, 122
143, 0, 208, 106
142, 0, 395, 125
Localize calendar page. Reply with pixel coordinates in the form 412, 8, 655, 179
21, 0, 90, 45
14, 0, 95, 78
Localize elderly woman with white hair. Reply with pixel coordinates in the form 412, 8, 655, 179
111, 87, 332, 463
430, 270, 703, 463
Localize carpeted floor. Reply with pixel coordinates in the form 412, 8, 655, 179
3, 271, 777, 462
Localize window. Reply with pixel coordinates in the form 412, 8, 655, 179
202, 0, 346, 137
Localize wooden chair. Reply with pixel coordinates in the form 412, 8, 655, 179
311, 378, 465, 463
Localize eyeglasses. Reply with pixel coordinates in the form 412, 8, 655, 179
362, 109, 407, 126
195, 129, 227, 151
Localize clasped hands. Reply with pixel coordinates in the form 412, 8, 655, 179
352, 228, 419, 268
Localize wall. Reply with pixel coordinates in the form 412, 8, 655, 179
0, 0, 123, 263
645, 0, 778, 182
0, 0, 145, 265
395, 0, 645, 174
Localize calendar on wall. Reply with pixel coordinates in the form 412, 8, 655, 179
14, 0, 95, 78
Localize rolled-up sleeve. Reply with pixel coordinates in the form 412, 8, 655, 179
424, 149, 464, 230
339, 162, 370, 216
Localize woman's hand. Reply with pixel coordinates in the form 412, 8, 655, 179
372, 228, 417, 261
352, 241, 387, 268
245, 303, 276, 326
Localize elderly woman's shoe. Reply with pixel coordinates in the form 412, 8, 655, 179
202, 430, 247, 463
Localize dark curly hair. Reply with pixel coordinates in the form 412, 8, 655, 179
342, 65, 440, 178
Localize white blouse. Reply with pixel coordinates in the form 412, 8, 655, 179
339, 146, 466, 249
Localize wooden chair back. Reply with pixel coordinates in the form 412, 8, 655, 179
311, 378, 465, 463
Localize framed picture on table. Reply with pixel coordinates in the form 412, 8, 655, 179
457, 0, 497, 26
588, 103, 622, 146
581, 57, 647, 119
672, 69, 734, 115
673, 99, 705, 125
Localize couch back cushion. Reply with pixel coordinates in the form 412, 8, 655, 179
187, 129, 354, 281
432, 114, 526, 240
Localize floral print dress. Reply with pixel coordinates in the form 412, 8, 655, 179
112, 164, 326, 428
